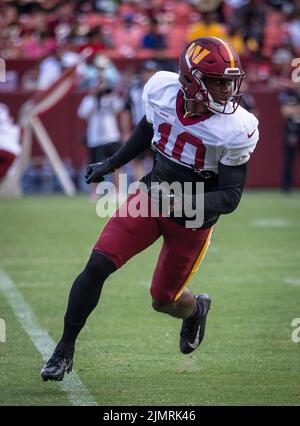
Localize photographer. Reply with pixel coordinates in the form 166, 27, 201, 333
78, 79, 123, 199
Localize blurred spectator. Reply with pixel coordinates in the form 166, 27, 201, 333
77, 78, 123, 199
268, 44, 294, 89
227, 26, 245, 55
93, 54, 121, 88
2, 3, 19, 27
240, 80, 259, 117
37, 47, 63, 89
121, 59, 159, 180
267, 0, 295, 15
25, 6, 49, 34
20, 64, 40, 92
226, 0, 266, 56
0, 103, 21, 181
224, 0, 249, 11
48, 2, 77, 43
262, 5, 288, 58
244, 0, 267, 55
113, 14, 144, 57
20, 29, 55, 59
279, 82, 300, 192
94, 0, 119, 14
77, 26, 112, 55
193, 0, 224, 22
141, 19, 166, 50
77, 53, 121, 90
37, 39, 82, 89
186, 11, 227, 42
77, 54, 100, 90
286, 8, 300, 54
125, 60, 160, 126
194, 0, 223, 12
1, 22, 22, 59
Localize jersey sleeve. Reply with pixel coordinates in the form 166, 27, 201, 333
142, 73, 158, 124
220, 112, 259, 167
142, 71, 179, 124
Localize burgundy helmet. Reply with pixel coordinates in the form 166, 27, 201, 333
179, 37, 245, 114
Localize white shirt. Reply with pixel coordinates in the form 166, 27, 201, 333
38, 56, 62, 90
78, 93, 123, 148
142, 71, 259, 173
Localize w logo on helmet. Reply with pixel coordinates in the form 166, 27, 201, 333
186, 43, 210, 65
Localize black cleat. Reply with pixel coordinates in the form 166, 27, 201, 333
180, 293, 211, 354
41, 343, 74, 382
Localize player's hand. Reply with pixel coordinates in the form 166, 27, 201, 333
85, 158, 114, 184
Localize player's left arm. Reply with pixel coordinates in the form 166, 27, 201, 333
204, 161, 248, 215
203, 112, 259, 215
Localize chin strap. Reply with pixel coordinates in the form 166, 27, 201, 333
184, 99, 204, 118
184, 110, 192, 119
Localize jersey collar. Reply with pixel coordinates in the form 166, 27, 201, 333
176, 90, 213, 126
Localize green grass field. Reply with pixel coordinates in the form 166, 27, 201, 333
0, 191, 300, 406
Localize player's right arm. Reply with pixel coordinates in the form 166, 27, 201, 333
85, 115, 153, 184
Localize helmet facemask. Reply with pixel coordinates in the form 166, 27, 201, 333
180, 68, 244, 115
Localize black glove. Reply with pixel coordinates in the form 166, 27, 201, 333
85, 158, 115, 184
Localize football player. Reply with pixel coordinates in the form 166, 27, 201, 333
41, 37, 259, 381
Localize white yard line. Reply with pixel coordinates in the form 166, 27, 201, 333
0, 268, 97, 406
251, 218, 291, 228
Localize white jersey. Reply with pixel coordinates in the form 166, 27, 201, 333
142, 71, 259, 174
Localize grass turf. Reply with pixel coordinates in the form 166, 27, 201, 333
0, 191, 299, 406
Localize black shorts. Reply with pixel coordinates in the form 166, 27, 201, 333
90, 142, 121, 164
